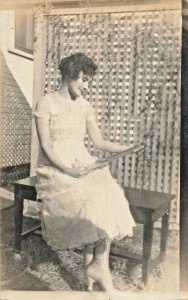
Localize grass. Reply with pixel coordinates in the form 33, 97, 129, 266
0, 199, 179, 293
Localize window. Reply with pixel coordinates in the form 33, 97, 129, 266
8, 9, 34, 59
15, 10, 34, 54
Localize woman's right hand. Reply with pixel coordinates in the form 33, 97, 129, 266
64, 166, 90, 178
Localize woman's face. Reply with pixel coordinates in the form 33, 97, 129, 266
68, 71, 91, 100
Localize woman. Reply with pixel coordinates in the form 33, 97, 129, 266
34, 52, 136, 293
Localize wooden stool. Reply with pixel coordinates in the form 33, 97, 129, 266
14, 176, 175, 285
111, 187, 175, 285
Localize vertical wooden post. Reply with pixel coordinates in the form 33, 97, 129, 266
160, 212, 169, 258
30, 10, 46, 176
180, 4, 188, 290
142, 210, 154, 285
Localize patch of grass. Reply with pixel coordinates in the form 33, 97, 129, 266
0, 247, 28, 282
0, 204, 179, 292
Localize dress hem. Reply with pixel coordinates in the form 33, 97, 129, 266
41, 220, 133, 251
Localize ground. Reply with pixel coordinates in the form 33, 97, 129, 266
0, 192, 179, 296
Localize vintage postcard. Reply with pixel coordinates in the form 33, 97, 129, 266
0, 0, 187, 299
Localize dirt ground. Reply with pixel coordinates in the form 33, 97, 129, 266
0, 197, 179, 296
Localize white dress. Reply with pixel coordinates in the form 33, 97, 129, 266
34, 92, 135, 250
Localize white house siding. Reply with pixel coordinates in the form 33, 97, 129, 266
0, 10, 33, 107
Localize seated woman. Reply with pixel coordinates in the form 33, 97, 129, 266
34, 52, 136, 293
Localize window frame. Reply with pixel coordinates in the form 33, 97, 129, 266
8, 10, 34, 60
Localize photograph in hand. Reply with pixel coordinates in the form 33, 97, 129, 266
86, 144, 145, 173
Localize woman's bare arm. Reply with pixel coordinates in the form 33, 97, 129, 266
86, 116, 130, 153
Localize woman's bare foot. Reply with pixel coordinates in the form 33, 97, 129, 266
87, 277, 95, 291
85, 261, 115, 292
78, 270, 95, 291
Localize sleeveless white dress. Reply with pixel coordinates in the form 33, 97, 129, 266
34, 92, 135, 250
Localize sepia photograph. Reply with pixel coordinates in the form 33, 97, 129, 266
0, 0, 187, 299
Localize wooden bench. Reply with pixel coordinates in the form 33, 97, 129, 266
13, 176, 175, 285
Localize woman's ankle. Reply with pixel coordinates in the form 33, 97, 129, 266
85, 261, 114, 292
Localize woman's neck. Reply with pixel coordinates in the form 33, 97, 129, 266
58, 81, 78, 101
58, 82, 71, 100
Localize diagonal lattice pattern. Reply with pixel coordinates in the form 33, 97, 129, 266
0, 51, 31, 184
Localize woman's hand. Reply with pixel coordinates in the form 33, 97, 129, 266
64, 160, 108, 178
132, 143, 145, 153
65, 166, 90, 178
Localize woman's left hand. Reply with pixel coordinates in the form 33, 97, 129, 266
71, 159, 99, 176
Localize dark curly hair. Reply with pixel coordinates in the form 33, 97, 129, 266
59, 53, 98, 80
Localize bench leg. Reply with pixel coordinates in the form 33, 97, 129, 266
142, 211, 154, 285
14, 187, 24, 254
160, 212, 169, 259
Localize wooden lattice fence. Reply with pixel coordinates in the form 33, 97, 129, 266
32, 5, 181, 225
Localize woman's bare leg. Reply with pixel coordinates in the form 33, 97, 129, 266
83, 245, 95, 291
83, 245, 94, 266
85, 239, 115, 292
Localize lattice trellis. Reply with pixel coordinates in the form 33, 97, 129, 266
0, 51, 32, 184
38, 9, 181, 224
2, 85, 32, 167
